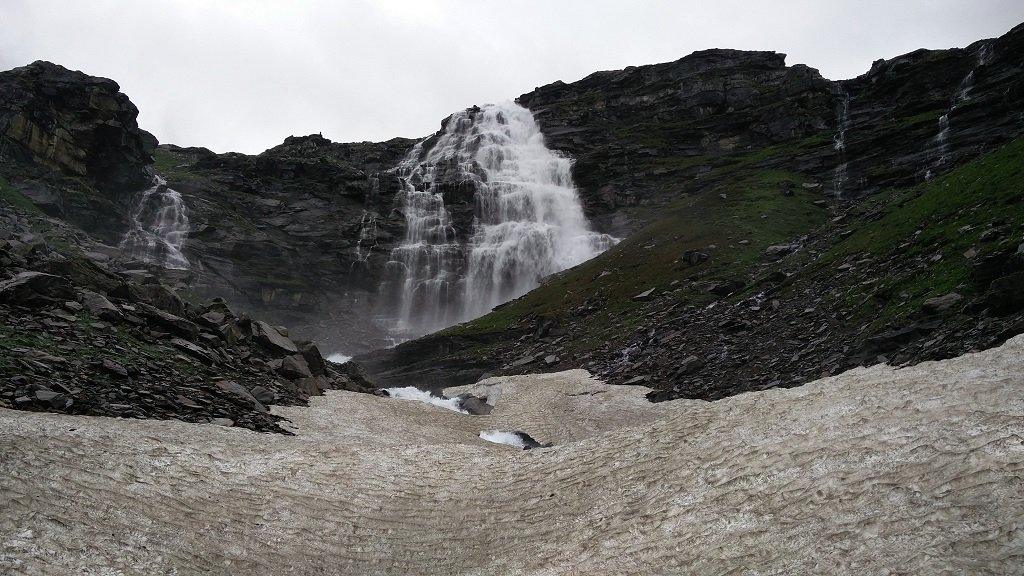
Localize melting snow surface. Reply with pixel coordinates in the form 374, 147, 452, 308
2, 337, 1024, 574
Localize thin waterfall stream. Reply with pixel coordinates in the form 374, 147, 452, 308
119, 175, 190, 269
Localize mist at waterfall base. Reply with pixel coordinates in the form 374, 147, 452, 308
379, 102, 617, 340
119, 176, 190, 270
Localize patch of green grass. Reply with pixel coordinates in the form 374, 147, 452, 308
811, 137, 1024, 330
0, 175, 40, 213
443, 167, 829, 354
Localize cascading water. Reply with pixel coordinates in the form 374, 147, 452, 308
119, 176, 190, 269
382, 102, 616, 337
832, 91, 851, 197
925, 42, 993, 180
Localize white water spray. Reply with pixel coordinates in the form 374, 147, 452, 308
384, 102, 616, 336
119, 176, 190, 269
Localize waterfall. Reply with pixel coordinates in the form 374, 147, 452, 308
925, 42, 992, 180
382, 102, 616, 337
119, 176, 190, 269
354, 212, 378, 264
832, 91, 851, 197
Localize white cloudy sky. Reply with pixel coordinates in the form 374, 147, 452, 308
2, 1, 1021, 154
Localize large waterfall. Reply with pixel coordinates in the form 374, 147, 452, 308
383, 102, 616, 337
119, 176, 190, 269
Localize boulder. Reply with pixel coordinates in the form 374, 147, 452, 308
170, 338, 218, 366
677, 355, 705, 375
460, 396, 492, 415
134, 284, 185, 316
296, 340, 328, 377
137, 303, 200, 340
986, 271, 1024, 316
79, 289, 122, 322
218, 319, 249, 346
252, 321, 299, 355
682, 250, 710, 266
0, 272, 74, 306
293, 376, 331, 396
279, 354, 313, 380
764, 245, 796, 260
922, 292, 964, 314
99, 359, 130, 379
215, 381, 267, 412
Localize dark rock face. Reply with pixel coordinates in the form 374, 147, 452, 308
516, 50, 835, 236
156, 136, 413, 354
3, 24, 1024, 404
838, 27, 1024, 195
0, 61, 156, 242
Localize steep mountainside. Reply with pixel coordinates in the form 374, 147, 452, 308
354, 23, 1024, 394
1, 24, 1022, 401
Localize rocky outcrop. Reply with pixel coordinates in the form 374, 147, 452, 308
0, 61, 156, 242
838, 25, 1024, 194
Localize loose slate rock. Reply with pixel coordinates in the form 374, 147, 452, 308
279, 354, 313, 380
460, 396, 492, 415
100, 359, 130, 379
252, 321, 299, 355
0, 271, 75, 306
634, 288, 657, 302
922, 292, 964, 314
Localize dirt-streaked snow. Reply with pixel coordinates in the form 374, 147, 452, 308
2, 337, 1023, 575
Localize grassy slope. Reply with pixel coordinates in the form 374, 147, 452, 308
432, 136, 1024, 368
812, 136, 1024, 331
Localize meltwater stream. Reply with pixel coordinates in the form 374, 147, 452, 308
383, 102, 616, 337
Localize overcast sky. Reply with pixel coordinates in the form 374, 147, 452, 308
2, 1, 1021, 154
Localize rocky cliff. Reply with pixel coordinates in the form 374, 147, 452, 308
517, 24, 1024, 236
0, 61, 156, 242
152, 135, 413, 354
